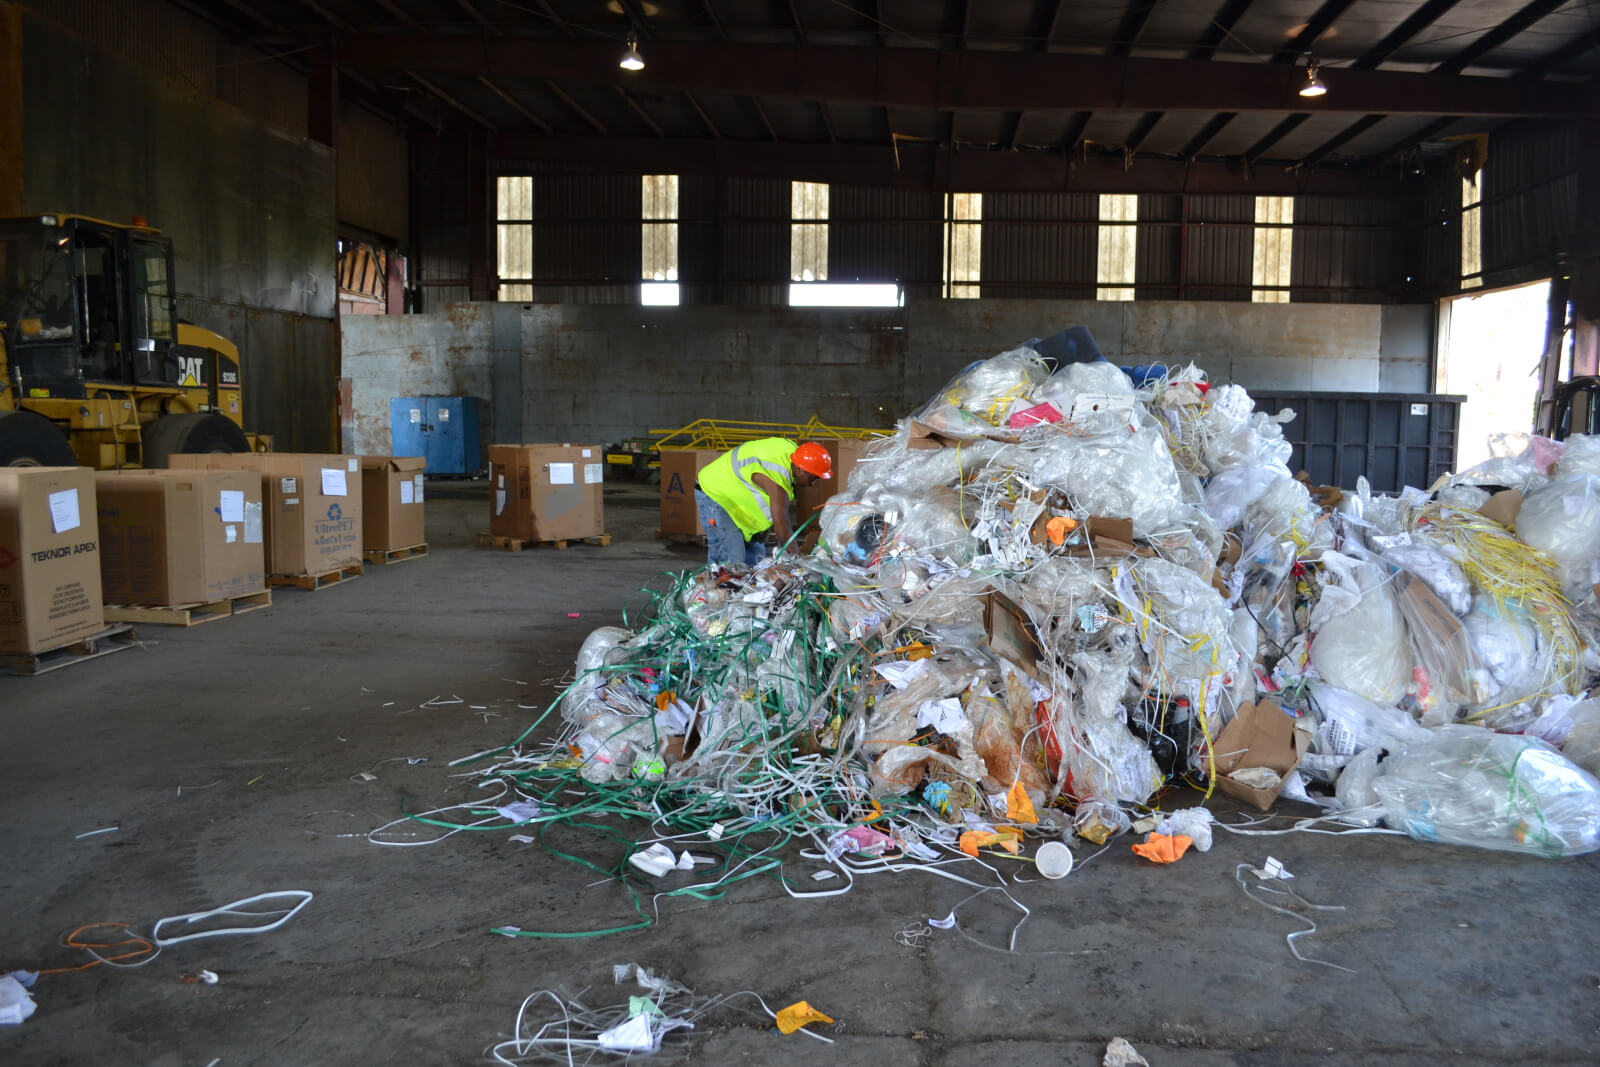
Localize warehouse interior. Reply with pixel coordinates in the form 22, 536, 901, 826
3, 0, 1600, 1063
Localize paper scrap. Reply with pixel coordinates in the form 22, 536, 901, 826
400, 481, 414, 505
320, 468, 348, 496
629, 843, 678, 877
508, 834, 536, 844
596, 1015, 654, 1052
628, 995, 664, 1018
707, 822, 725, 840
496, 799, 542, 823
224, 524, 237, 543
47, 488, 80, 534
916, 697, 967, 735
218, 490, 245, 523
775, 1001, 833, 1035
873, 659, 930, 689
0, 975, 37, 1026
549, 462, 574, 485
355, 772, 377, 782
1251, 856, 1294, 880
811, 870, 838, 882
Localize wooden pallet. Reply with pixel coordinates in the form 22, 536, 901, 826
0, 624, 140, 677
268, 564, 364, 590
104, 589, 272, 627
364, 543, 429, 565
477, 532, 611, 552
656, 529, 707, 547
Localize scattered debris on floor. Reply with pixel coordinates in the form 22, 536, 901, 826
386, 330, 1600, 947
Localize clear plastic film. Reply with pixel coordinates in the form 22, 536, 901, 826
913, 347, 1050, 436
1513, 475, 1600, 597
1373, 725, 1600, 857
1309, 563, 1412, 708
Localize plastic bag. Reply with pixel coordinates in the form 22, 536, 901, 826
1073, 795, 1131, 843
1373, 725, 1600, 857
1378, 541, 1473, 616
561, 626, 634, 724
1558, 434, 1600, 480
1562, 699, 1600, 779
1003, 418, 1186, 536
1154, 807, 1214, 851
915, 347, 1050, 435
1310, 565, 1411, 707
1514, 475, 1600, 595
1462, 594, 1550, 709
1203, 467, 1284, 532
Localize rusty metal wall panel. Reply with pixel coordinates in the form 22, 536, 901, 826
526, 162, 638, 303
1483, 121, 1579, 289
831, 186, 942, 300
1135, 194, 1181, 300
980, 192, 1097, 299
1182, 195, 1253, 301
1291, 198, 1401, 304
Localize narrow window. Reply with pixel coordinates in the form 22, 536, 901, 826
790, 181, 828, 282
641, 174, 679, 305
1251, 195, 1293, 303
943, 192, 982, 299
496, 176, 533, 301
1460, 175, 1482, 290
1096, 193, 1137, 301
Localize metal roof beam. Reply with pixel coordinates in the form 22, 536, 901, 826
478, 77, 553, 133
487, 133, 1416, 197
336, 39, 1593, 117
1110, 0, 1156, 58
453, 0, 498, 35
1353, 0, 1462, 67
1300, 114, 1385, 167
1435, 0, 1567, 74
545, 81, 608, 134
412, 73, 496, 129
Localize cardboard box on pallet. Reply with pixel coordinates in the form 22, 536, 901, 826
95, 470, 266, 605
658, 448, 720, 537
796, 438, 873, 551
489, 443, 604, 543
0, 467, 105, 655
359, 456, 427, 553
167, 454, 363, 576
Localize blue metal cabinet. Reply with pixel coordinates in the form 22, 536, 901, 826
389, 396, 482, 476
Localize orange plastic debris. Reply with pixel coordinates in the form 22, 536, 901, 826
1005, 781, 1038, 824
1131, 832, 1193, 863
1045, 515, 1078, 546
775, 1001, 834, 1034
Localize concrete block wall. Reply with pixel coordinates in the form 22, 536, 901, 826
342, 299, 1433, 451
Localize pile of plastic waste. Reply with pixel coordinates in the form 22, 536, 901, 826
450, 329, 1600, 922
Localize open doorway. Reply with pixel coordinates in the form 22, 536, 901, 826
1437, 280, 1550, 469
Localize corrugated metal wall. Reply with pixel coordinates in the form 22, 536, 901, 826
474, 169, 1450, 307
414, 130, 472, 308
1482, 122, 1579, 290
830, 187, 943, 300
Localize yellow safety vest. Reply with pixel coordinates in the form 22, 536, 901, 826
698, 437, 797, 538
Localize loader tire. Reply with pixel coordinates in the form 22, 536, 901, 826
0, 410, 77, 467
144, 413, 250, 469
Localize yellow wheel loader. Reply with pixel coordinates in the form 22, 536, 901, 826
0, 213, 270, 467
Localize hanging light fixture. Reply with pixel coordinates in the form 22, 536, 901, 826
620, 30, 644, 72
1299, 57, 1327, 98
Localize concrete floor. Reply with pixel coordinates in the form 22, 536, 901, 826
3, 481, 1597, 1066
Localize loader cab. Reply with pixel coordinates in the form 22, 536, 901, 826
0, 214, 177, 398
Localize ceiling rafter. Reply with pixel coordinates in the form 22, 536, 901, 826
411, 73, 496, 129
1121, 0, 1253, 157
751, 97, 780, 141
700, 0, 725, 39
545, 81, 608, 135
453, 0, 498, 35
616, 86, 665, 137
1301, 114, 1384, 166
1435, 0, 1567, 74
479, 77, 553, 133
684, 90, 722, 139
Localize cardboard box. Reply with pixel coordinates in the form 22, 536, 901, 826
168, 453, 363, 577
983, 590, 1043, 675
490, 444, 604, 542
0, 467, 105, 655
95, 470, 266, 605
1480, 489, 1523, 529
1206, 699, 1312, 811
359, 456, 427, 552
796, 438, 873, 550
658, 448, 720, 536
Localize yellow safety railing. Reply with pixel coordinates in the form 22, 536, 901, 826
648, 416, 889, 451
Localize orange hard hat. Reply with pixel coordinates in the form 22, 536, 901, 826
792, 441, 833, 479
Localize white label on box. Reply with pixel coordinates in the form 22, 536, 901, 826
48, 489, 80, 533
400, 481, 415, 505
1410, 403, 1428, 416
438, 407, 449, 422
281, 477, 297, 495
584, 463, 603, 484
409, 408, 421, 423
496, 474, 504, 488
321, 468, 348, 496
244, 501, 263, 543
285, 497, 299, 507
219, 489, 245, 523
348, 458, 358, 472
414, 474, 424, 502
582, 448, 592, 457
549, 462, 574, 485
225, 524, 237, 543
495, 489, 506, 515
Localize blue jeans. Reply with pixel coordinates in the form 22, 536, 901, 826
696, 489, 767, 567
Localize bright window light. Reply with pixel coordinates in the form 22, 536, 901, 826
641, 282, 680, 306
788, 283, 902, 307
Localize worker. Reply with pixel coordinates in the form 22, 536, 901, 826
695, 438, 833, 565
